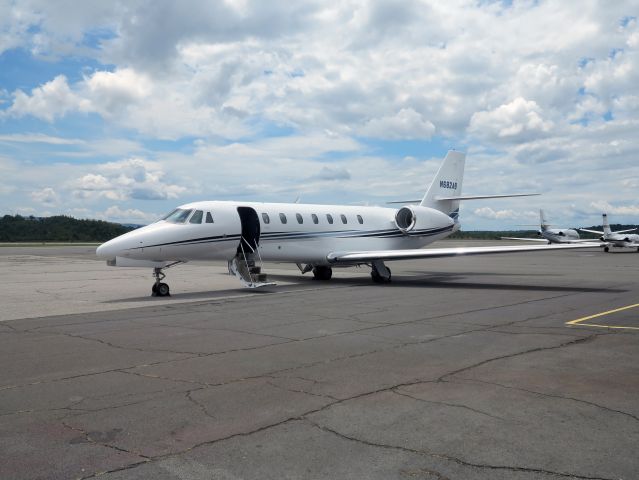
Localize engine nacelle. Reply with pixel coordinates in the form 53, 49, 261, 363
395, 205, 454, 234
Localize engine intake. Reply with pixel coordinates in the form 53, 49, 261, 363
395, 207, 417, 232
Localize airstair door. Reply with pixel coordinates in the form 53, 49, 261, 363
237, 206, 260, 253
228, 206, 274, 288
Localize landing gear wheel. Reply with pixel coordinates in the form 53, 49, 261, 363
312, 266, 333, 281
371, 267, 391, 283
152, 267, 171, 296
156, 282, 170, 297
604, 246, 610, 252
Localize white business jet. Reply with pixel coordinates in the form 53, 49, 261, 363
502, 209, 584, 244
96, 151, 597, 296
580, 213, 639, 252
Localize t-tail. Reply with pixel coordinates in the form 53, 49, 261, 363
540, 209, 549, 232
602, 213, 612, 238
420, 151, 465, 222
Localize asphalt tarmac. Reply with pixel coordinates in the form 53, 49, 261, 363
1, 243, 638, 479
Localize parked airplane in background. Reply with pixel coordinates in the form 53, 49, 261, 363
502, 209, 585, 244
580, 214, 639, 252
97, 151, 598, 296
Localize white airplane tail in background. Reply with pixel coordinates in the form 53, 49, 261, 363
420, 150, 465, 220
602, 213, 612, 237
540, 209, 549, 231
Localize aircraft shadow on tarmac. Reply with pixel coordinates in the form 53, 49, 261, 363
102, 271, 626, 303
266, 272, 627, 294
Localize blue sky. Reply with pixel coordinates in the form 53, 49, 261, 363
1, 1, 638, 229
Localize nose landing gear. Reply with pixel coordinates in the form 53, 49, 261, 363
152, 267, 170, 297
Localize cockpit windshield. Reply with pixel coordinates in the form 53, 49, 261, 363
161, 208, 194, 224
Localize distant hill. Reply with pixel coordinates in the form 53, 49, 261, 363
0, 215, 137, 242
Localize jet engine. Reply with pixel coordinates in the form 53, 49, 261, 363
394, 206, 454, 234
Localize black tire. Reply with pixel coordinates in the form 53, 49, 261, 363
312, 266, 332, 281
371, 267, 391, 284
604, 246, 609, 252
157, 282, 170, 296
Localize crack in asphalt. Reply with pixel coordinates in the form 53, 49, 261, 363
304, 419, 616, 480
454, 377, 639, 424
184, 389, 216, 420
265, 378, 339, 401
61, 420, 151, 462
437, 334, 601, 382
391, 389, 508, 422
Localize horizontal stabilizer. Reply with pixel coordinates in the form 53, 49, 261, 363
386, 200, 421, 204
434, 193, 540, 201
579, 228, 604, 235
327, 242, 600, 263
615, 228, 637, 234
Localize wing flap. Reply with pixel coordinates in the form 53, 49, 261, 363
327, 243, 600, 263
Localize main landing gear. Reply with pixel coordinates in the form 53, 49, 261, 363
312, 265, 333, 281
371, 260, 391, 284
152, 267, 170, 297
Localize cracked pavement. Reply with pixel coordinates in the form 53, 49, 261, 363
1, 244, 638, 479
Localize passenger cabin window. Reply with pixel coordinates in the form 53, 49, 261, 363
311, 213, 319, 224
206, 212, 214, 223
357, 214, 363, 224
279, 213, 287, 224
340, 214, 348, 224
262, 212, 270, 224
296, 213, 303, 224
326, 214, 334, 224
189, 210, 203, 224
163, 208, 193, 224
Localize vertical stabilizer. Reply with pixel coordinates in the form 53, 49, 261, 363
420, 151, 466, 220
602, 213, 611, 237
540, 209, 549, 231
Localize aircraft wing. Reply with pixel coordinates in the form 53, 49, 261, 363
579, 228, 604, 235
327, 243, 600, 263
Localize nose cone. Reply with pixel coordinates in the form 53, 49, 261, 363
96, 238, 119, 258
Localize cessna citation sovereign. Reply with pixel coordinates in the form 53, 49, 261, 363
503, 209, 586, 244
96, 151, 597, 296
580, 213, 639, 252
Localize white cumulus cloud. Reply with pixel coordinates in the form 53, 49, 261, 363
469, 97, 554, 143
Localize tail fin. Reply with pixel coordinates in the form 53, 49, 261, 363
540, 209, 549, 231
602, 213, 611, 237
420, 151, 465, 220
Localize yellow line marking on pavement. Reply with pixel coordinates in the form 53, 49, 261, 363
566, 303, 639, 330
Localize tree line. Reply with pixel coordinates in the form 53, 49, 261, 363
0, 215, 136, 242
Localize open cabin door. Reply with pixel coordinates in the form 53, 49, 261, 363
237, 206, 260, 253
228, 206, 274, 288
